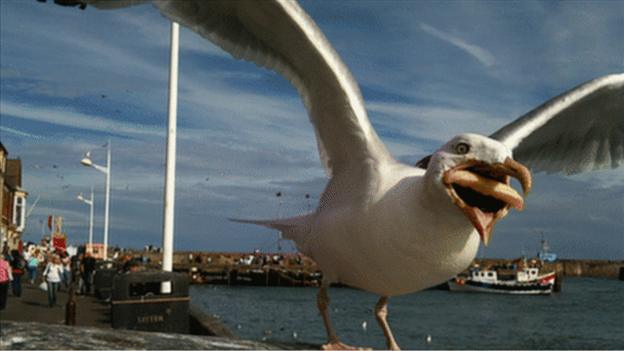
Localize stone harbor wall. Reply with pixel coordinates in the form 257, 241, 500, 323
0, 321, 319, 350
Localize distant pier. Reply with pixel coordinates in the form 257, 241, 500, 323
115, 250, 624, 285
116, 251, 323, 287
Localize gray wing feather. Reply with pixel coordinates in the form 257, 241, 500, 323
490, 74, 624, 174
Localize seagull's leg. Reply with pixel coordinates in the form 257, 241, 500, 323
318, 284, 358, 350
375, 296, 400, 350
318, 285, 339, 347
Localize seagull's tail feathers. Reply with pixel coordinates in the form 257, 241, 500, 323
229, 214, 313, 244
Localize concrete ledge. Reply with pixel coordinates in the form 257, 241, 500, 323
0, 321, 319, 350
189, 304, 235, 338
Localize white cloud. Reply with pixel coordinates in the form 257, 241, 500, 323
569, 167, 624, 189
113, 10, 230, 58
0, 126, 44, 140
367, 100, 509, 142
1, 100, 164, 138
419, 23, 496, 67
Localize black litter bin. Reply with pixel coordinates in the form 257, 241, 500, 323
94, 268, 117, 300
111, 271, 189, 333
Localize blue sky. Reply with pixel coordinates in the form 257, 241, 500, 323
1, 0, 622, 259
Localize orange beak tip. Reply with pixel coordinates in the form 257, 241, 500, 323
477, 229, 492, 246
481, 236, 490, 247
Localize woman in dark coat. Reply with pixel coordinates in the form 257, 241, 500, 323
10, 250, 26, 297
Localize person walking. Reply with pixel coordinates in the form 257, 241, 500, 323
71, 253, 82, 293
80, 252, 96, 295
74, 253, 84, 294
27, 251, 40, 284
2, 244, 10, 261
43, 255, 64, 307
0, 255, 13, 310
60, 251, 71, 289
9, 250, 26, 297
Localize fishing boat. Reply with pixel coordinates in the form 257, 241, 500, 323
537, 233, 557, 263
448, 262, 556, 295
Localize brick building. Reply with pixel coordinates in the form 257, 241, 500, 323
0, 142, 28, 251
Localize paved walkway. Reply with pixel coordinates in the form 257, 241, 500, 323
1, 282, 320, 350
1, 282, 111, 328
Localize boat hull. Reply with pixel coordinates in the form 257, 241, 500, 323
448, 272, 556, 295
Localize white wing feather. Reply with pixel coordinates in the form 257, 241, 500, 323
490, 74, 624, 174
88, 0, 392, 177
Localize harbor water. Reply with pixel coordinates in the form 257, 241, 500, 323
191, 277, 624, 349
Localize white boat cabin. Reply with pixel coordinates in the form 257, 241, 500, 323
470, 267, 540, 283
470, 269, 498, 283
516, 268, 540, 282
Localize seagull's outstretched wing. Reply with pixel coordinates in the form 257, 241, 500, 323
87, 0, 392, 177
490, 74, 624, 174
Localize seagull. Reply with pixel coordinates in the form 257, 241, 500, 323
70, 0, 622, 349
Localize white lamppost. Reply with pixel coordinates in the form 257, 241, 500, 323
81, 142, 111, 260
160, 21, 179, 294
77, 186, 94, 248
162, 21, 179, 270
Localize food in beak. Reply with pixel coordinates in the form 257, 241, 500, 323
443, 157, 532, 246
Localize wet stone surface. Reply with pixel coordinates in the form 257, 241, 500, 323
0, 321, 319, 350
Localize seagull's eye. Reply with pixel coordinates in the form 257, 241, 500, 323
454, 142, 470, 154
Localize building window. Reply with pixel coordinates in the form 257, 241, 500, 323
13, 195, 26, 231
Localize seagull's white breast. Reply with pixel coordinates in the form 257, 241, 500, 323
304, 163, 480, 296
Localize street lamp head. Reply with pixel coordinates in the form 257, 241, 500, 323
81, 157, 93, 167
81, 151, 93, 167
77, 193, 92, 205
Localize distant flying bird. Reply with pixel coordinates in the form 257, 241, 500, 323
66, 1, 622, 349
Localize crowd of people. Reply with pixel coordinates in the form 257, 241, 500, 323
0, 242, 97, 310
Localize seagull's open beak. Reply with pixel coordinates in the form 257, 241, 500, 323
442, 157, 532, 246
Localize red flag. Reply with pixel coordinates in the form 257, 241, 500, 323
52, 234, 66, 251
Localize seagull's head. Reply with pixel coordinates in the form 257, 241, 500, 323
426, 133, 532, 245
